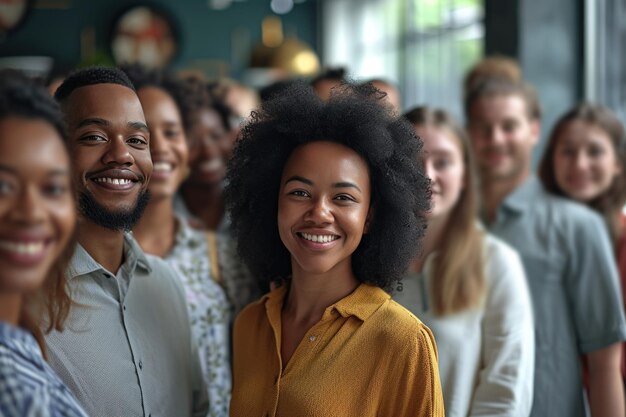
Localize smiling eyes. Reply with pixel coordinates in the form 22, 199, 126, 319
164, 128, 183, 140
558, 144, 607, 159
80, 134, 148, 147
0, 178, 69, 199
287, 189, 358, 203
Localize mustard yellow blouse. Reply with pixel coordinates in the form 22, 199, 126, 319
230, 283, 444, 417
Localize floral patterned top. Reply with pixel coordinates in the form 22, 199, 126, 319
165, 217, 232, 417
174, 195, 262, 316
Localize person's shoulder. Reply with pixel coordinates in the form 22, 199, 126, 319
538, 189, 603, 223
236, 296, 265, 320
483, 232, 519, 260
140, 254, 190, 301
374, 299, 436, 348
0, 343, 44, 389
233, 290, 272, 333
143, 253, 182, 282
482, 232, 524, 276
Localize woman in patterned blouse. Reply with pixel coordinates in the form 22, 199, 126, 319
125, 65, 232, 417
0, 72, 88, 417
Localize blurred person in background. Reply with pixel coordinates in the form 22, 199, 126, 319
466, 75, 626, 417
176, 77, 235, 230
539, 102, 626, 386
463, 55, 522, 99
363, 78, 401, 114
176, 76, 260, 314
0, 71, 87, 417
395, 106, 534, 417
310, 67, 346, 102
208, 78, 260, 145
226, 82, 444, 417
46, 66, 208, 417
259, 79, 302, 103
124, 65, 231, 417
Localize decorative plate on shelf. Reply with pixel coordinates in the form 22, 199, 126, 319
0, 0, 30, 36
109, 4, 179, 69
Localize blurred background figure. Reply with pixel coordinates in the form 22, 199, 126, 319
124, 65, 232, 417
176, 76, 235, 231
463, 55, 522, 98
208, 78, 260, 143
176, 75, 260, 314
539, 102, 626, 387
396, 106, 534, 417
0, 71, 87, 417
465, 74, 626, 417
363, 78, 401, 114
310, 67, 345, 101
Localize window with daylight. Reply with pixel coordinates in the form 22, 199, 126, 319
321, 0, 484, 118
585, 0, 626, 123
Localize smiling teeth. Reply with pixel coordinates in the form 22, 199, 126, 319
301, 233, 338, 243
153, 162, 173, 172
94, 178, 132, 185
0, 240, 45, 255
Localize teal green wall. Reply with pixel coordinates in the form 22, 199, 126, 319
0, 0, 318, 78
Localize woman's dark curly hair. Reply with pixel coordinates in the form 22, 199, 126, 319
121, 64, 196, 132
225, 81, 430, 291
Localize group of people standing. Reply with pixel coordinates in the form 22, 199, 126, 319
0, 54, 625, 417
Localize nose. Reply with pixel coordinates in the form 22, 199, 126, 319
424, 159, 437, 183
487, 126, 506, 145
150, 131, 167, 154
11, 186, 45, 225
573, 151, 589, 170
304, 197, 334, 225
102, 136, 134, 166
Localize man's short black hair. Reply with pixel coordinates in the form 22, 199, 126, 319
0, 69, 67, 141
54, 66, 135, 103
225, 81, 430, 291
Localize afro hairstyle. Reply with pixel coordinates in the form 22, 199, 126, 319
225, 81, 430, 291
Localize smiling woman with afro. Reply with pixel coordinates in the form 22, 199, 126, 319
226, 81, 444, 417
226, 81, 430, 290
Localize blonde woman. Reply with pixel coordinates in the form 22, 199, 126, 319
394, 106, 535, 417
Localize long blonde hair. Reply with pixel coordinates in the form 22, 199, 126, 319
404, 106, 485, 315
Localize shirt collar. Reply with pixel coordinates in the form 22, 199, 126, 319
0, 321, 44, 367
67, 232, 152, 280
263, 282, 390, 322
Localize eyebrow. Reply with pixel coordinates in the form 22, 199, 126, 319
284, 175, 362, 192
76, 118, 110, 129
77, 117, 149, 133
128, 121, 149, 133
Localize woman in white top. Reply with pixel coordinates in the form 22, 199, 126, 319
393, 106, 535, 417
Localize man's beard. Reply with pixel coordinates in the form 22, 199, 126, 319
78, 189, 151, 232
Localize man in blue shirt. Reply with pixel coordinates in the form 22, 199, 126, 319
465, 75, 626, 417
